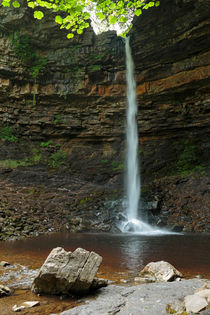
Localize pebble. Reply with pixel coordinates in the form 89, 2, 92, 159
0, 261, 10, 267
12, 301, 40, 312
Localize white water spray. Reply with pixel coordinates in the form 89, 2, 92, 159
121, 37, 156, 234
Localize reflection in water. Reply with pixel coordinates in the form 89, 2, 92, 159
0, 233, 210, 278
120, 237, 146, 271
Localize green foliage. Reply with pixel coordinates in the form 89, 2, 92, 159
101, 159, 108, 163
0, 126, 18, 142
138, 147, 143, 154
175, 141, 206, 177
112, 161, 124, 171
40, 140, 53, 148
12, 33, 47, 79
31, 153, 42, 163
91, 64, 101, 71
80, 196, 92, 204
1, 0, 160, 38
48, 150, 67, 168
0, 159, 20, 168
54, 115, 63, 124
0, 153, 41, 169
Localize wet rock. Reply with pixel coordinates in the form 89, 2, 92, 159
32, 247, 106, 295
184, 294, 208, 313
12, 301, 40, 311
0, 284, 11, 297
0, 260, 10, 267
139, 261, 183, 282
90, 278, 108, 291
12, 305, 25, 312
22, 301, 40, 308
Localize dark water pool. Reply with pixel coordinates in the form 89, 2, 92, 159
0, 232, 209, 278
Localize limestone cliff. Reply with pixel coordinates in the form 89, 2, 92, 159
0, 0, 209, 237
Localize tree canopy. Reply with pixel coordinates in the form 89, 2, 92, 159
1, 0, 160, 38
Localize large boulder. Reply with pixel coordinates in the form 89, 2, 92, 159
139, 261, 183, 282
31, 247, 107, 295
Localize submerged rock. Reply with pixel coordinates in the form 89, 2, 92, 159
139, 261, 183, 282
32, 247, 107, 295
12, 301, 40, 312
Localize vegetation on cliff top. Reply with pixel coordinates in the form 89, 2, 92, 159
1, 0, 160, 38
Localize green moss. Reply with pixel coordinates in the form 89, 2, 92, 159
91, 64, 101, 71
12, 33, 47, 80
112, 161, 124, 171
79, 197, 92, 204
151, 139, 207, 181
0, 160, 20, 168
174, 140, 206, 177
48, 150, 67, 168
54, 115, 63, 124
0, 126, 18, 142
40, 140, 53, 148
92, 53, 105, 60
31, 154, 42, 164
101, 159, 108, 164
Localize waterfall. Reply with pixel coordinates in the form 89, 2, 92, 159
125, 36, 140, 221
121, 37, 154, 233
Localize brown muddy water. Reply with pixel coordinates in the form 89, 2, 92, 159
0, 232, 210, 315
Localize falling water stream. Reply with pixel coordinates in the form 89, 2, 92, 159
121, 37, 163, 234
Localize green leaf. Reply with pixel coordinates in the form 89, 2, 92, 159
135, 8, 142, 16
96, 12, 105, 20
77, 29, 83, 34
67, 33, 74, 39
27, 1, 35, 9
83, 12, 90, 20
117, 0, 124, 8
109, 3, 115, 9
55, 15, 63, 24
155, 1, 160, 6
109, 15, 117, 24
119, 16, 127, 23
34, 11, 44, 19
148, 1, 155, 7
2, 0, 11, 5
12, 0, 20, 8
2, 1, 10, 7
127, 1, 133, 8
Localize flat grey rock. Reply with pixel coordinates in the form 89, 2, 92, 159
59, 279, 210, 315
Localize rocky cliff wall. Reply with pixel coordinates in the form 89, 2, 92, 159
0, 0, 209, 182
0, 0, 209, 237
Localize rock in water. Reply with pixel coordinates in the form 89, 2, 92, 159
31, 247, 107, 295
0, 261, 10, 267
0, 284, 11, 297
139, 261, 183, 282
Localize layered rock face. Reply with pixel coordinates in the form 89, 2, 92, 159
131, 0, 210, 180
0, 0, 209, 236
